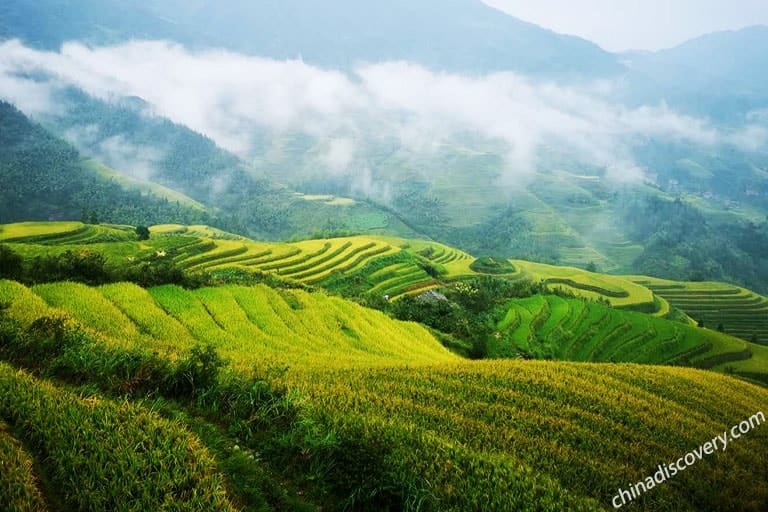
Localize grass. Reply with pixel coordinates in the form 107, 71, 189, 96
0, 419, 46, 512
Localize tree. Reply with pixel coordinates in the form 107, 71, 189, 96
135, 225, 150, 241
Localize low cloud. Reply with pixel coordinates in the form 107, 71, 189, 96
0, 38, 763, 189
63, 124, 164, 182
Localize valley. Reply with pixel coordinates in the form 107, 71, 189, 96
1, 1, 767, 509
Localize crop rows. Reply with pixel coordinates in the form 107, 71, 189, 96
0, 221, 85, 243
492, 295, 766, 377
4, 281, 454, 371
0, 222, 135, 245
2, 277, 768, 510
0, 362, 235, 511
515, 260, 667, 315
297, 361, 768, 511
2, 223, 480, 298
636, 278, 768, 344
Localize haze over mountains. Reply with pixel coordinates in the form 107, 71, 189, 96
1, 0, 767, 289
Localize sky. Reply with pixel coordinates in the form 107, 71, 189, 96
483, 0, 768, 52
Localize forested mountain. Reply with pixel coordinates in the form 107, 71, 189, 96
0, 100, 211, 226
27, 89, 417, 240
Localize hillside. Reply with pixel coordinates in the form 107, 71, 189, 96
0, 279, 455, 369
493, 294, 768, 384
630, 276, 768, 345
3, 221, 768, 380
0, 222, 475, 299
1, 0, 622, 78
0, 101, 211, 227
0, 277, 766, 510
9, 91, 417, 241
620, 25, 768, 121
6, 220, 767, 326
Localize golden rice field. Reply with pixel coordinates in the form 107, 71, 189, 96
0, 280, 455, 369
513, 259, 671, 315
298, 361, 768, 511
1, 278, 767, 510
0, 362, 235, 511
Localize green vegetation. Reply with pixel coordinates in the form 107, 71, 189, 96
631, 276, 768, 345
0, 101, 214, 228
0, 277, 766, 510
492, 294, 768, 381
0, 361, 235, 511
470, 256, 517, 274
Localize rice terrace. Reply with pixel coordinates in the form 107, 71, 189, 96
1, 2, 768, 510
0, 220, 766, 510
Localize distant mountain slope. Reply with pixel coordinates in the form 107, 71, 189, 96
0, 100, 212, 226
30, 89, 418, 240
0, 0, 623, 78
0, 0, 194, 49
621, 25, 768, 120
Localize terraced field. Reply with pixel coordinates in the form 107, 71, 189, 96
493, 295, 768, 384
513, 260, 671, 316
0, 221, 136, 245
0, 280, 454, 369
630, 276, 768, 345
0, 222, 478, 298
1, 278, 767, 510
0, 362, 235, 512
4, 221, 767, 330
